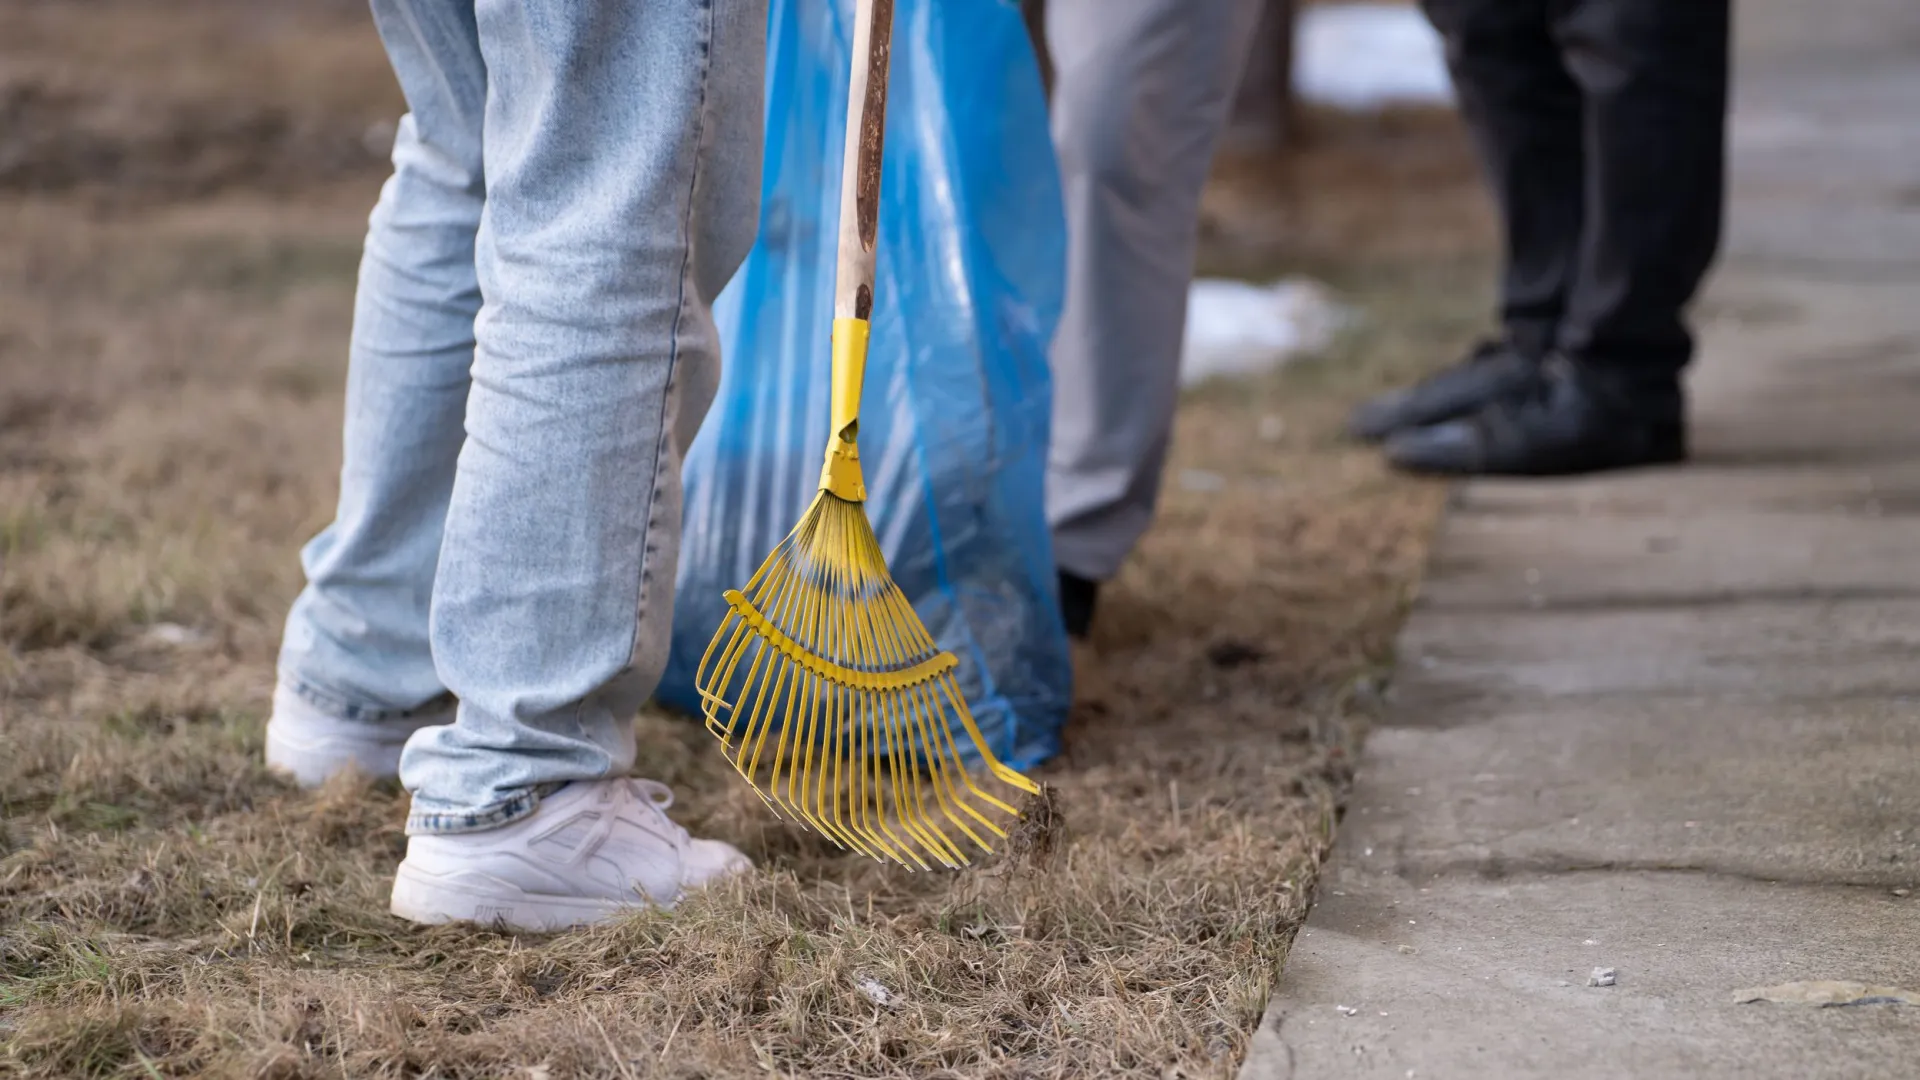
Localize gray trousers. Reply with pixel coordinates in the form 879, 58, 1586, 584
1044, 0, 1263, 581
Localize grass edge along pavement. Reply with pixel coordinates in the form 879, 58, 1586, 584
0, 227, 1472, 1078
2, 29, 1485, 1067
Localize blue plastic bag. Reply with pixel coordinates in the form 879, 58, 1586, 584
658, 0, 1070, 773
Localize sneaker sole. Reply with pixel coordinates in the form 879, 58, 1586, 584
390, 862, 637, 933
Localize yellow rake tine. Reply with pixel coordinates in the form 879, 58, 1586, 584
752, 541, 816, 801
759, 655, 800, 818
872, 654, 949, 865
821, 523, 879, 861
906, 679, 992, 854
864, 622, 936, 864
859, 584, 959, 867
918, 675, 1015, 836
801, 673, 874, 858
825, 686, 856, 858
709, 556, 784, 741
780, 661, 812, 825
814, 510, 850, 845
890, 688, 962, 866
818, 683, 861, 857
935, 674, 1023, 820
793, 564, 830, 815
837, 563, 882, 858
741, 552, 807, 762
849, 693, 899, 863
914, 680, 998, 852
787, 585, 848, 847
801, 548, 878, 862
838, 512, 909, 866
848, 572, 913, 857
830, 509, 880, 862
864, 586, 958, 855
856, 578, 983, 855
867, 607, 948, 849
694, 610, 741, 703
697, 615, 747, 744
731, 641, 777, 782
866, 688, 929, 869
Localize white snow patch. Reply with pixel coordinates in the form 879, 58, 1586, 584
1296, 4, 1453, 110
1180, 278, 1346, 387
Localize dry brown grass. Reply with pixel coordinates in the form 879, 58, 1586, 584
1, 3, 1491, 1076
1201, 105, 1496, 278
0, 0, 397, 201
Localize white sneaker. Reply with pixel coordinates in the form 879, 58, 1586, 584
264, 683, 449, 788
389, 778, 750, 932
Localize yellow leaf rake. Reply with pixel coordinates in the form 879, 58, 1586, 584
694, 0, 1038, 869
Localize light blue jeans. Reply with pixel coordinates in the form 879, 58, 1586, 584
277, 0, 764, 834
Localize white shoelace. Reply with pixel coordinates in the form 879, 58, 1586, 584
625, 778, 689, 847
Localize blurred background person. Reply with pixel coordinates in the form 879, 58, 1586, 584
1042, 0, 1264, 640
1348, 0, 1730, 477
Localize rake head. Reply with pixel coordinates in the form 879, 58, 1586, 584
694, 488, 1041, 869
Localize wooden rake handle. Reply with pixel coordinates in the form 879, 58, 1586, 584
819, 0, 894, 486
833, 0, 894, 324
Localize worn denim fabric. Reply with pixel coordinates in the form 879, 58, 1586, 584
277, 0, 764, 834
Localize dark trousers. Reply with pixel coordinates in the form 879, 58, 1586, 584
1423, 0, 1730, 388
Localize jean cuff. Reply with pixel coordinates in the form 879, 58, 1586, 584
404, 781, 568, 836
281, 675, 455, 726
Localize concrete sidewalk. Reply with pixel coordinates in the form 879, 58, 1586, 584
1241, 0, 1920, 1075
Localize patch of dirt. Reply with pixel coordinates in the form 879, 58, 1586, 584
0, 3, 1491, 1076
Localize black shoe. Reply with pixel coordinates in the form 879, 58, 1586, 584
1347, 340, 1541, 443
1057, 570, 1098, 640
1383, 356, 1685, 477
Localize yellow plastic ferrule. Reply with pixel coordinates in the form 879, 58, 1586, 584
828, 317, 868, 440
819, 317, 870, 502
